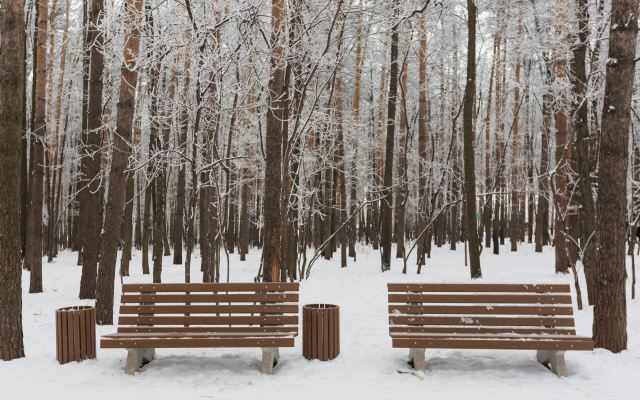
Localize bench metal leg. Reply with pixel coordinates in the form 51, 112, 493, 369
409, 348, 426, 372
261, 347, 280, 375
536, 350, 567, 377
125, 348, 155, 375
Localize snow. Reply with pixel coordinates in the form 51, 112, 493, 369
2, 242, 639, 399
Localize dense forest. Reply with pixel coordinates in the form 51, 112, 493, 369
1, 0, 638, 360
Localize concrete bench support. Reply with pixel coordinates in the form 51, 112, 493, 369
409, 348, 426, 372
261, 347, 280, 375
125, 348, 155, 375
536, 350, 567, 377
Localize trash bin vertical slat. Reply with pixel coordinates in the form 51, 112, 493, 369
79, 309, 87, 360
322, 307, 329, 361
90, 307, 96, 359
73, 310, 81, 361
66, 309, 74, 361
61, 311, 68, 363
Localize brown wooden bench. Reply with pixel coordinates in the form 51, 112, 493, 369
101, 282, 299, 375
388, 283, 593, 377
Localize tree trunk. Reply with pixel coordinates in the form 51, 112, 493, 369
593, 0, 638, 353
570, 0, 597, 305
80, 0, 105, 299
262, 0, 286, 282
0, 0, 26, 360
380, 1, 400, 272
28, 0, 49, 293
95, 0, 144, 324
464, 0, 481, 279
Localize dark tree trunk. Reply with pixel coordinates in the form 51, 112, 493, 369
262, 0, 286, 282
593, 0, 638, 353
95, 0, 144, 325
570, 0, 597, 305
173, 112, 186, 264
119, 172, 135, 277
463, 0, 480, 278
380, 2, 400, 272
80, 0, 105, 299
0, 0, 26, 360
29, 0, 49, 293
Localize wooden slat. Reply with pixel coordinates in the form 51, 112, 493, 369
392, 338, 594, 351
104, 332, 295, 339
100, 337, 295, 349
117, 326, 299, 334
390, 315, 575, 327
336, 306, 340, 357
55, 311, 61, 363
312, 308, 317, 359
389, 326, 577, 335
390, 333, 594, 340
119, 315, 298, 326
79, 310, 87, 360
389, 305, 574, 316
66, 310, 74, 362
388, 283, 570, 293
121, 293, 299, 304
73, 311, 81, 361
388, 293, 572, 305
122, 282, 300, 293
61, 311, 68, 363
119, 304, 299, 315
90, 308, 96, 359
323, 308, 329, 361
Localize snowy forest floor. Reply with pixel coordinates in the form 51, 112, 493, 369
2, 242, 638, 399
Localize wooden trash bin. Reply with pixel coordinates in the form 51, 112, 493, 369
303, 304, 339, 361
55, 306, 96, 363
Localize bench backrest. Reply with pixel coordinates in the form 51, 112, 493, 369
388, 283, 577, 336
117, 282, 299, 335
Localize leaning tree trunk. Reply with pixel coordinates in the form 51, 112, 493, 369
80, 0, 105, 299
95, 0, 144, 325
0, 0, 26, 360
593, 0, 638, 353
464, 0, 481, 279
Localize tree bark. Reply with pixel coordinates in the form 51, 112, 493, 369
380, 1, 400, 272
28, 0, 49, 293
0, 0, 26, 360
464, 0, 481, 279
262, 0, 286, 282
593, 0, 638, 353
80, 0, 106, 299
570, 0, 597, 305
95, 0, 144, 324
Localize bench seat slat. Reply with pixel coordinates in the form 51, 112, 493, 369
117, 326, 299, 334
120, 304, 299, 314
389, 305, 574, 316
118, 315, 298, 326
390, 326, 577, 335
121, 293, 299, 303
101, 337, 295, 349
122, 283, 299, 293
392, 338, 594, 351
388, 293, 572, 305
388, 283, 570, 293
390, 333, 593, 341
389, 315, 575, 327
104, 332, 296, 339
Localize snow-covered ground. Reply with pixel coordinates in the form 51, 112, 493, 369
2, 242, 638, 399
